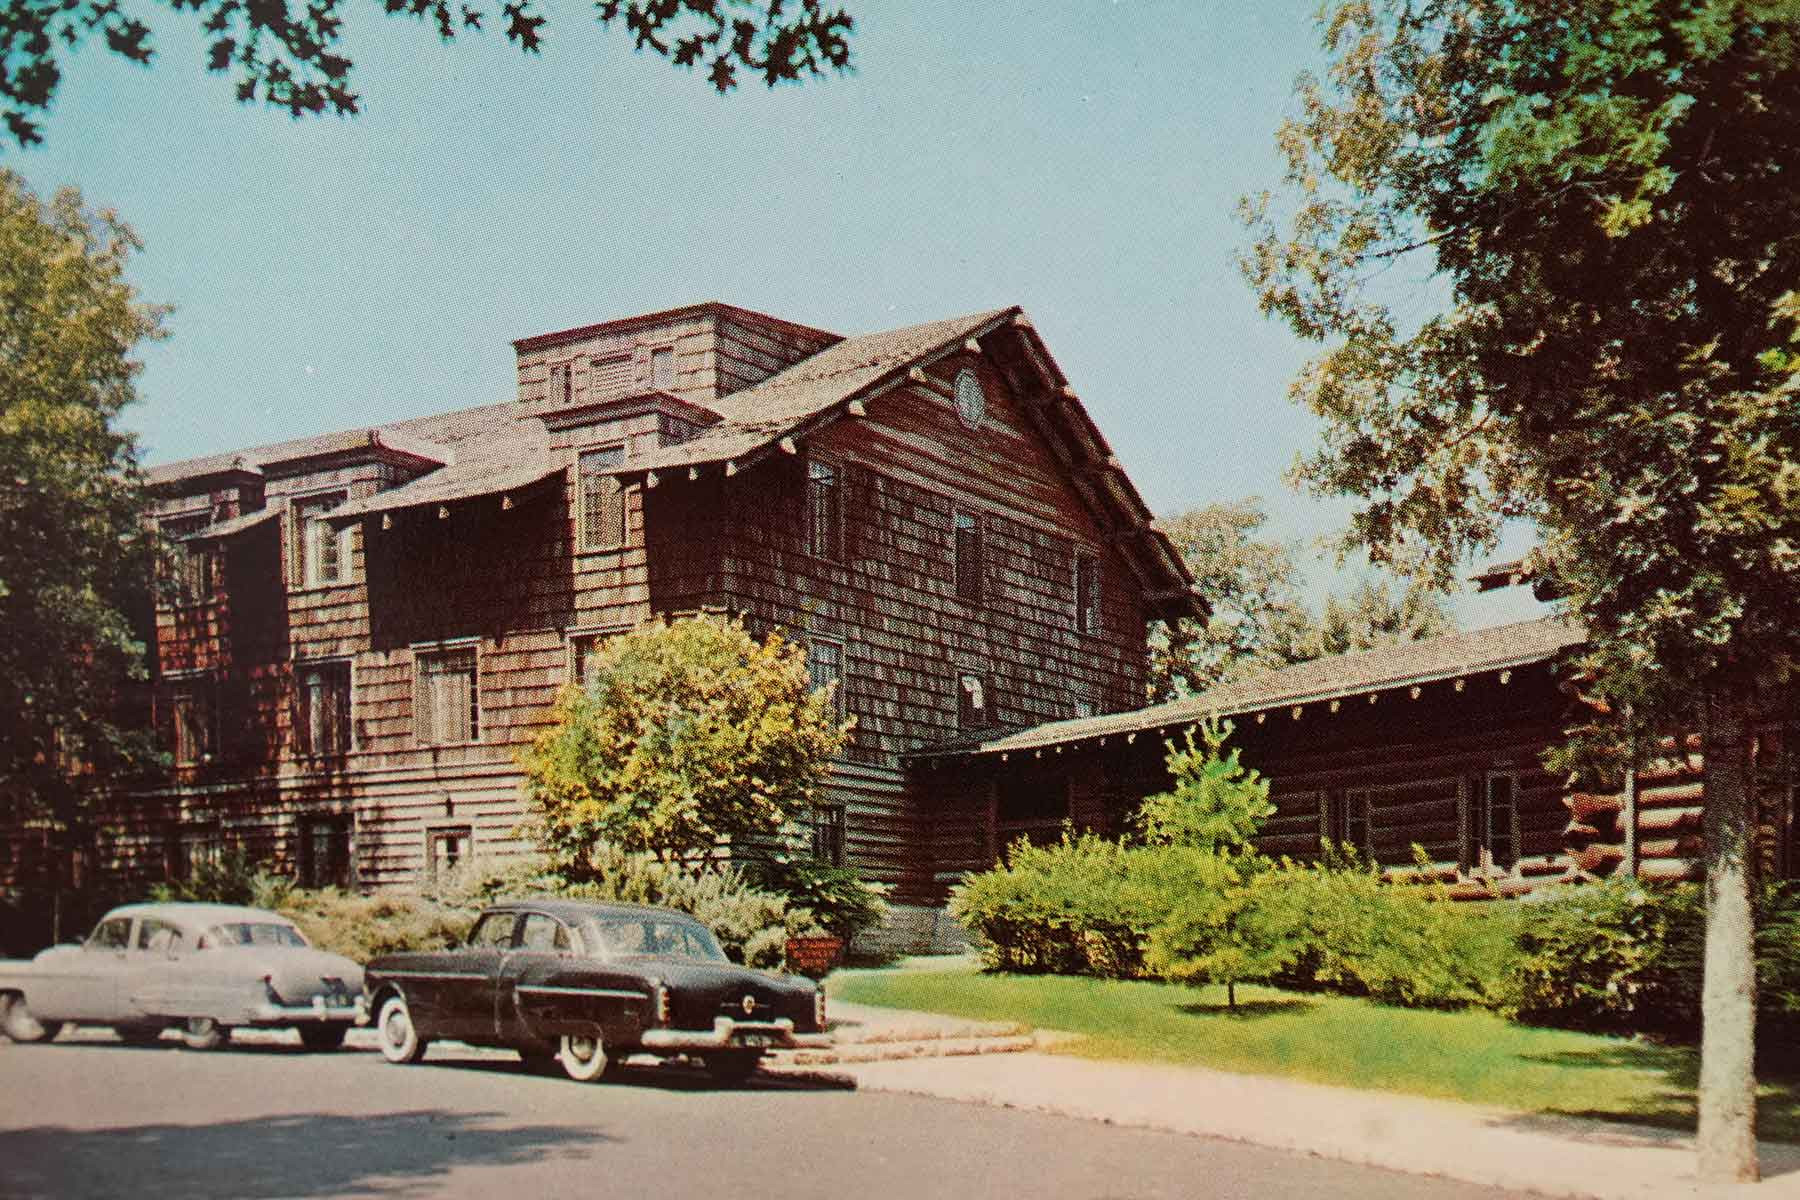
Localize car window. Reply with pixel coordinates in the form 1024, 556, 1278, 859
469, 913, 517, 949
594, 919, 726, 962
87, 917, 132, 951
517, 913, 571, 953
201, 922, 308, 950
135, 918, 185, 953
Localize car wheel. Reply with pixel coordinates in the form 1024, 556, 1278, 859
0, 994, 62, 1044
376, 994, 429, 1065
298, 1024, 347, 1052
704, 1051, 763, 1085
181, 1017, 231, 1051
559, 1033, 609, 1083
116, 1023, 167, 1047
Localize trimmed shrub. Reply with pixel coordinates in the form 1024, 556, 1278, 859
950, 833, 1157, 977
1257, 854, 1516, 1009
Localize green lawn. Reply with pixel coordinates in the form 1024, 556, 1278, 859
829, 960, 1800, 1142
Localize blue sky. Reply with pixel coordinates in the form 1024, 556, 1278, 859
19, 0, 1541, 626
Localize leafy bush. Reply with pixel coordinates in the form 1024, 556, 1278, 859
276, 888, 475, 961
950, 833, 1157, 977
746, 852, 889, 943
1135, 847, 1298, 1007
149, 848, 283, 906
1256, 853, 1517, 1009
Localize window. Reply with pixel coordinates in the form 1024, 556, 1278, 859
954, 366, 986, 428
807, 638, 845, 719
88, 916, 133, 950
296, 660, 352, 757
548, 361, 572, 407
415, 647, 479, 745
651, 346, 675, 390
954, 510, 983, 602
578, 444, 628, 552
958, 671, 991, 729
468, 909, 515, 948
160, 513, 215, 606
518, 912, 574, 952
167, 678, 216, 766
293, 492, 351, 588
1468, 772, 1519, 872
174, 825, 222, 879
298, 815, 353, 889
135, 917, 184, 954
809, 803, 847, 867
1324, 792, 1371, 856
1075, 552, 1100, 633
428, 826, 472, 880
1072, 697, 1096, 719
807, 459, 842, 560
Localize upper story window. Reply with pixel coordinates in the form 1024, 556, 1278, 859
292, 492, 351, 588
651, 346, 675, 390
577, 445, 628, 552
1072, 697, 1096, 719
159, 513, 216, 607
1075, 551, 1100, 633
569, 627, 627, 694
548, 362, 572, 407
807, 638, 845, 720
958, 671, 991, 729
415, 646, 480, 746
296, 660, 352, 757
806, 459, 843, 561
166, 676, 216, 766
954, 510, 983, 603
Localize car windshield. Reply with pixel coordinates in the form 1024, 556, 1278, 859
201, 922, 308, 950
592, 918, 727, 962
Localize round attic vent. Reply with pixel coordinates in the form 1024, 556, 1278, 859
954, 367, 986, 429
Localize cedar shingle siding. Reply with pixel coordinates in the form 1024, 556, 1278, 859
101, 302, 1192, 944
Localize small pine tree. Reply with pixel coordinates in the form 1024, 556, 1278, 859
1134, 718, 1273, 854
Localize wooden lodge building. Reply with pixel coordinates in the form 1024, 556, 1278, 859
119, 301, 1199, 950
39, 299, 1794, 952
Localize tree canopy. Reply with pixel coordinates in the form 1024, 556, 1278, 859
1245, 0, 1800, 1179
0, 0, 855, 150
520, 613, 852, 869
1151, 498, 1452, 699
0, 169, 164, 835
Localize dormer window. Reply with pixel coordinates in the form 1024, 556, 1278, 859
651, 346, 675, 390
549, 362, 572, 407
292, 492, 351, 588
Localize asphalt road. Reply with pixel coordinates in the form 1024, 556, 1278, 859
0, 1035, 1531, 1199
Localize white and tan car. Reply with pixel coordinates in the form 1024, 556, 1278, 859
0, 902, 365, 1050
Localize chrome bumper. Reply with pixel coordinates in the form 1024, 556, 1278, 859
638, 1016, 832, 1052
250, 995, 368, 1025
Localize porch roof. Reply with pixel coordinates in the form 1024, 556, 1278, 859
910, 615, 1586, 762
326, 451, 562, 523
180, 503, 284, 542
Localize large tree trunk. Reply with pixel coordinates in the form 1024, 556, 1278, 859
1697, 693, 1759, 1183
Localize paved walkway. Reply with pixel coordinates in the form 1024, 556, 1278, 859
804, 1011, 1800, 1200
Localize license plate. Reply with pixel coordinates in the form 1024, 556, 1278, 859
736, 1033, 774, 1048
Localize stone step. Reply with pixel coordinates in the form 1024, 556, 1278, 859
771, 1032, 1038, 1066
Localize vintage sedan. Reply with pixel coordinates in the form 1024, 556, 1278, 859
0, 902, 365, 1050
365, 899, 831, 1083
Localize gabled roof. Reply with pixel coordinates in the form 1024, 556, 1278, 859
913, 616, 1586, 761
613, 308, 1016, 475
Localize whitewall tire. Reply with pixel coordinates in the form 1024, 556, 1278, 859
377, 994, 428, 1065
559, 1033, 609, 1083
